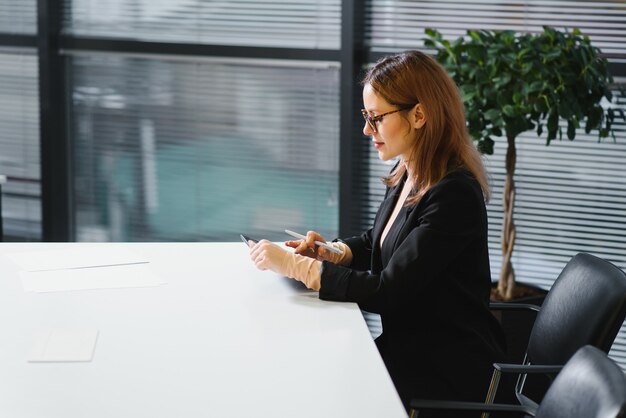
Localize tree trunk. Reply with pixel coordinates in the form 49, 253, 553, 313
497, 134, 517, 300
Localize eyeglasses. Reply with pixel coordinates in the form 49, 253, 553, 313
361, 105, 414, 133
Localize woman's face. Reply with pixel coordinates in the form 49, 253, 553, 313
362, 83, 415, 162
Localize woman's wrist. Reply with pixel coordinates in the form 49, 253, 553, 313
282, 252, 321, 291
326, 241, 353, 266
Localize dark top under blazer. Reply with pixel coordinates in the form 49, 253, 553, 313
320, 168, 505, 408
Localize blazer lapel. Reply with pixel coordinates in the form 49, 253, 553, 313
382, 204, 412, 264
372, 176, 405, 254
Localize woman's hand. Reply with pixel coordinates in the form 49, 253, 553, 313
285, 230, 327, 260
285, 231, 350, 265
249, 240, 290, 274
248, 239, 322, 290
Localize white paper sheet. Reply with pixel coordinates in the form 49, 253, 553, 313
20, 262, 163, 292
28, 329, 99, 362
5, 247, 150, 272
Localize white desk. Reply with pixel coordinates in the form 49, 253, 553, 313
0, 243, 406, 418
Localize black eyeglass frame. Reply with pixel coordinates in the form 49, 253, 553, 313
360, 105, 415, 133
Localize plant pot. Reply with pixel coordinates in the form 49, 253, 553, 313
490, 281, 548, 362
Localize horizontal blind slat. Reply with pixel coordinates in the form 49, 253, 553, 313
62, 0, 341, 49
365, 0, 626, 59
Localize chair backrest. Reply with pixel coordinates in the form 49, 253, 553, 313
527, 252, 626, 365
536, 345, 626, 418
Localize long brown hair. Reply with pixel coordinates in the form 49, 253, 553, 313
362, 50, 490, 204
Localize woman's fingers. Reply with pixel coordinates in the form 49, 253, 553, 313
251, 237, 322, 266
249, 239, 270, 269
249, 240, 291, 273
286, 240, 313, 257
286, 238, 315, 258
305, 231, 322, 248
284, 240, 299, 249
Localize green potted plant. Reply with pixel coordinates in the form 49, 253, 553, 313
425, 27, 624, 301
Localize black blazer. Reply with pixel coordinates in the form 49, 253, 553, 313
320, 168, 505, 409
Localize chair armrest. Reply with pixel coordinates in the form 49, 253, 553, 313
489, 302, 541, 313
409, 399, 536, 416
493, 362, 563, 375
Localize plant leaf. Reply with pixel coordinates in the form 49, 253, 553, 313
567, 120, 576, 140
503, 105, 516, 117
423, 27, 618, 148
484, 109, 500, 121
477, 137, 495, 155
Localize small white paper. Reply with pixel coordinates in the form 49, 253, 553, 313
5, 247, 149, 272
20, 263, 163, 293
28, 329, 99, 362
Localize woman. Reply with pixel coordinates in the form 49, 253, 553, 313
247, 50, 506, 414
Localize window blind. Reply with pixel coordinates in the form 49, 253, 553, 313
69, 52, 340, 242
0, 47, 41, 240
363, 0, 626, 368
0, 0, 37, 35
62, 0, 341, 49
366, 0, 626, 59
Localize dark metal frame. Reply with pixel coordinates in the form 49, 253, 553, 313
38, 0, 72, 241
339, 0, 366, 237
0, 34, 36, 47
0, 0, 623, 241
60, 37, 341, 62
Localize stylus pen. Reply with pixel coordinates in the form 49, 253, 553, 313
284, 229, 343, 255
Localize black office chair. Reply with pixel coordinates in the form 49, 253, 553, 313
410, 345, 626, 418
484, 252, 626, 410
